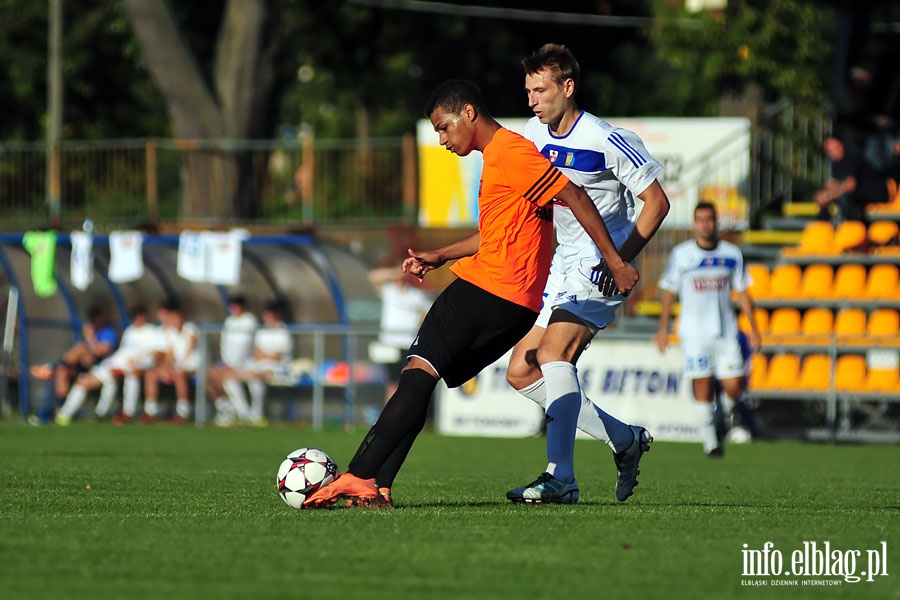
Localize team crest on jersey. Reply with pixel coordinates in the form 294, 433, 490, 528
564, 152, 575, 167
549, 149, 559, 163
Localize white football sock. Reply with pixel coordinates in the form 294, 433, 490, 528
144, 398, 159, 418
577, 391, 636, 453
247, 379, 267, 420
516, 376, 631, 453
223, 379, 251, 421
122, 375, 140, 417
515, 378, 547, 409
215, 396, 235, 416
720, 392, 736, 415
542, 361, 581, 483
695, 401, 719, 453
95, 380, 119, 418
175, 399, 191, 418
58, 385, 87, 419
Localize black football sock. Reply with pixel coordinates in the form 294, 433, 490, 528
348, 368, 436, 479
375, 427, 424, 490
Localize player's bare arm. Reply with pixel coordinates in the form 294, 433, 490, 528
735, 290, 762, 351
402, 232, 481, 281
655, 290, 677, 353
555, 181, 638, 293
630, 181, 671, 255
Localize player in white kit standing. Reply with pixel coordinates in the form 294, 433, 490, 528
655, 202, 762, 457
506, 44, 671, 504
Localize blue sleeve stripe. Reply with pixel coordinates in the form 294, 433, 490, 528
609, 132, 646, 168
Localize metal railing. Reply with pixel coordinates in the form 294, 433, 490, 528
0, 102, 829, 231
0, 135, 416, 230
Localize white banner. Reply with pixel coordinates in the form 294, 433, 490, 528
436, 337, 702, 442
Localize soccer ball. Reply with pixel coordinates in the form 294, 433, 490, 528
276, 447, 340, 509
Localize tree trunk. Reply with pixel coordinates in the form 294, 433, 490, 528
123, 0, 272, 220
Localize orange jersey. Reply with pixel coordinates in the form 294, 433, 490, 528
451, 128, 567, 311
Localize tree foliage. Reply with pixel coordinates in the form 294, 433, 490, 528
3, 0, 896, 219
0, 0, 168, 140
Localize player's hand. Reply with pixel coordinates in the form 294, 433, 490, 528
591, 260, 639, 297
655, 329, 669, 353
748, 330, 762, 353
402, 248, 445, 281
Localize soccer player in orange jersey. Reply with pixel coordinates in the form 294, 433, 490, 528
304, 79, 636, 508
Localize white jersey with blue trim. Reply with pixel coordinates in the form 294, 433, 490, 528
524, 111, 665, 263
658, 240, 751, 341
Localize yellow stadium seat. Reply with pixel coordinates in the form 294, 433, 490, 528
835, 355, 867, 392
831, 263, 867, 300
748, 354, 767, 390
867, 220, 899, 247
799, 307, 834, 345
739, 307, 769, 336
767, 307, 802, 345
746, 263, 771, 299
798, 354, 833, 391
782, 221, 834, 256
768, 264, 802, 299
867, 309, 900, 346
834, 308, 867, 346
833, 220, 868, 253
761, 354, 800, 390
865, 368, 900, 392
799, 263, 833, 299
864, 264, 899, 299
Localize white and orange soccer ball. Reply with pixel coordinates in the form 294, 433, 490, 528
276, 448, 339, 509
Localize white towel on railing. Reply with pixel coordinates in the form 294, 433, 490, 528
70, 231, 94, 290
206, 229, 248, 285
108, 231, 144, 283
176, 231, 207, 282
176, 229, 247, 284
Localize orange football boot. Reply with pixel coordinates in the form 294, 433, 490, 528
302, 473, 378, 509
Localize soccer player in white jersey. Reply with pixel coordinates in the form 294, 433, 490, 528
505, 44, 671, 504
655, 202, 762, 457
206, 296, 258, 425
221, 300, 293, 426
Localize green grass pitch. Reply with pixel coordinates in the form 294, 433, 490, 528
0, 421, 897, 600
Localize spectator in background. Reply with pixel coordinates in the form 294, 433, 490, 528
220, 299, 293, 426
814, 133, 888, 223
206, 296, 258, 425
367, 265, 434, 405
30, 305, 118, 424
143, 301, 198, 423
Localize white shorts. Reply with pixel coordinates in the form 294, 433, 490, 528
535, 254, 625, 333
242, 359, 289, 379
682, 337, 746, 380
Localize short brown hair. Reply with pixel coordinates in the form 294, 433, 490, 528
522, 43, 580, 88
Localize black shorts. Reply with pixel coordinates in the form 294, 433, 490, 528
407, 278, 538, 388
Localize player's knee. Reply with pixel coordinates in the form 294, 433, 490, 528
506, 353, 537, 390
